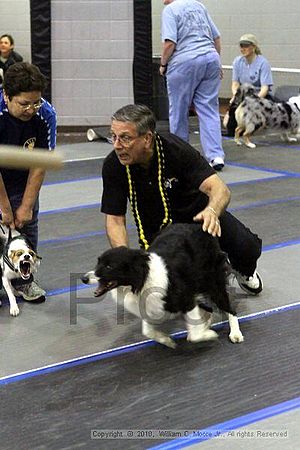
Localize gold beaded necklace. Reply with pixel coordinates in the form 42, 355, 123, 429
126, 133, 172, 249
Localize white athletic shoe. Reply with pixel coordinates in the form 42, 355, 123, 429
235, 270, 263, 296
210, 157, 224, 171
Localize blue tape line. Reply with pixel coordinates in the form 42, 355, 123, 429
44, 175, 101, 186
148, 397, 300, 449
0, 302, 299, 386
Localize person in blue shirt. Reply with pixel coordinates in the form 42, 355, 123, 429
225, 34, 273, 137
0, 62, 56, 301
160, 0, 225, 171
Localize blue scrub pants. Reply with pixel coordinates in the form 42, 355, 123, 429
166, 51, 224, 163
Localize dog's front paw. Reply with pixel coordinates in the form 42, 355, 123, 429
160, 336, 177, 349
142, 324, 176, 349
245, 142, 256, 149
10, 305, 20, 317
149, 333, 177, 349
234, 138, 242, 146
229, 331, 244, 343
187, 328, 218, 343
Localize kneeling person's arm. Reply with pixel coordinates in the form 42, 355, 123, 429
105, 214, 129, 248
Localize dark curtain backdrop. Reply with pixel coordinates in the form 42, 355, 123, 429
133, 0, 153, 109
30, 0, 51, 102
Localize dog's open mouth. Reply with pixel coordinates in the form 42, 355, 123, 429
20, 261, 32, 280
94, 280, 118, 297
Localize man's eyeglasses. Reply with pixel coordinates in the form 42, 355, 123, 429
108, 132, 140, 146
16, 99, 44, 112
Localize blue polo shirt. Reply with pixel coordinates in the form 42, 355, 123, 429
0, 89, 57, 195
161, 0, 220, 65
232, 55, 273, 92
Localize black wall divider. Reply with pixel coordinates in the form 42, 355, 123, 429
30, 0, 52, 102
133, 0, 153, 109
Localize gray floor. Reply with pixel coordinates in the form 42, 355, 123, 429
0, 128, 299, 449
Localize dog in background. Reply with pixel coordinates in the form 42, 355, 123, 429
82, 224, 244, 348
0, 226, 41, 316
234, 83, 300, 148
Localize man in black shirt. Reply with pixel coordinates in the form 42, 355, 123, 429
101, 104, 263, 295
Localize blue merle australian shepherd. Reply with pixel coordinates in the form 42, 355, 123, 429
82, 223, 244, 349
234, 83, 300, 148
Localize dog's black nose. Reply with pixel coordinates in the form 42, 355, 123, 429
24, 254, 30, 261
81, 275, 89, 284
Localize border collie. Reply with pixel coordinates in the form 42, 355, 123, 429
234, 83, 300, 148
82, 224, 244, 348
0, 226, 41, 316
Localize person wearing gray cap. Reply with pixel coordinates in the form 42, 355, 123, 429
224, 34, 273, 137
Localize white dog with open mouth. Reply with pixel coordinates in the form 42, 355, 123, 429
0, 227, 41, 316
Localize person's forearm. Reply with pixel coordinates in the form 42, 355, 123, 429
105, 214, 129, 248
200, 174, 231, 217
21, 168, 45, 209
231, 81, 240, 97
214, 36, 221, 55
258, 85, 269, 98
160, 40, 176, 66
0, 175, 12, 213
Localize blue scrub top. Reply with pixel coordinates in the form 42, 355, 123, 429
161, 0, 220, 65
232, 55, 273, 93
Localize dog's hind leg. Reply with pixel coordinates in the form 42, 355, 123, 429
281, 132, 297, 143
185, 305, 218, 343
142, 320, 176, 349
243, 134, 256, 148
228, 313, 244, 343
208, 274, 244, 343
234, 126, 244, 146
242, 125, 257, 148
3, 278, 20, 317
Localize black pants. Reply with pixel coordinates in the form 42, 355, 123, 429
219, 211, 262, 276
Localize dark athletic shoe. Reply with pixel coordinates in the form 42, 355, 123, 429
17, 281, 46, 302
235, 270, 263, 296
210, 157, 225, 172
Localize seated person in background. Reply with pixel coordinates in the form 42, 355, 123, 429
0, 34, 23, 84
0, 62, 57, 301
225, 34, 273, 137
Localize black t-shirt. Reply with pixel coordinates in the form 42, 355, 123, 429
101, 132, 215, 244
